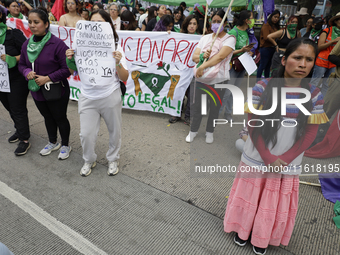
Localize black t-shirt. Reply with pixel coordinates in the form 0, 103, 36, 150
146, 17, 158, 31
4, 28, 26, 81
172, 20, 183, 32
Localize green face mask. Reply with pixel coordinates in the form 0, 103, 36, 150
287, 23, 297, 38
248, 19, 255, 29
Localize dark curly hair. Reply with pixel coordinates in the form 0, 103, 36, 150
181, 14, 199, 34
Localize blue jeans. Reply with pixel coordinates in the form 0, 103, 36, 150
257, 47, 275, 80
310, 65, 336, 96
219, 68, 246, 116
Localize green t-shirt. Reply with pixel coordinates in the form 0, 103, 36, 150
228, 26, 249, 56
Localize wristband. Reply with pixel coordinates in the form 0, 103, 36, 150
116, 63, 122, 68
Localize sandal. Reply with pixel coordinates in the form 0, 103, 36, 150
169, 116, 180, 123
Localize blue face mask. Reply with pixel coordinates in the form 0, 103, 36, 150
211, 23, 223, 34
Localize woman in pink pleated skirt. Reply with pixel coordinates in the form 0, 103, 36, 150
224, 38, 329, 255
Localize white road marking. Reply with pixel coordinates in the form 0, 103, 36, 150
0, 181, 107, 255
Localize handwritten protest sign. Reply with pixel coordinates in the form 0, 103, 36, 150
74, 20, 115, 86
0, 45, 10, 93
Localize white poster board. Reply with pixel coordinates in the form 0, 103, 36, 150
74, 20, 115, 86
0, 45, 10, 93
238, 52, 258, 75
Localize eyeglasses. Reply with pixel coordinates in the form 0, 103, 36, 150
121, 20, 129, 25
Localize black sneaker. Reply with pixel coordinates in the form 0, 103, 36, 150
8, 132, 19, 143
14, 141, 31, 156
253, 245, 267, 255
234, 233, 247, 247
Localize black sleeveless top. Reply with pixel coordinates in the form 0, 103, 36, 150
277, 29, 297, 49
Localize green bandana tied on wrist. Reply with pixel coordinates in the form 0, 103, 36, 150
196, 53, 206, 68
66, 56, 77, 71
27, 31, 51, 63
287, 24, 297, 38
0, 22, 7, 45
332, 26, 340, 41
6, 55, 16, 68
8, 12, 24, 20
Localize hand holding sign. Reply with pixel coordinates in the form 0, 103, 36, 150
66, 49, 75, 60
74, 20, 116, 86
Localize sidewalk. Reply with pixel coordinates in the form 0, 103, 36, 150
0, 93, 338, 254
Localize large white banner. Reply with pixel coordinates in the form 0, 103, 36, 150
7, 18, 200, 116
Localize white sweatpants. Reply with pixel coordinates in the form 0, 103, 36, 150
78, 89, 122, 163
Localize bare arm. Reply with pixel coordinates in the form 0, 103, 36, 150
18, 0, 33, 11
113, 51, 129, 82
267, 29, 283, 48
59, 15, 66, 27
233, 44, 253, 56
141, 24, 146, 31
192, 47, 201, 63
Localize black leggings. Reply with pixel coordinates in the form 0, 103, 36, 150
34, 87, 70, 146
0, 80, 30, 141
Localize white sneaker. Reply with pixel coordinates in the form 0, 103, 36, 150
206, 132, 214, 143
80, 162, 96, 177
186, 131, 197, 143
40, 142, 61, 156
58, 146, 72, 160
108, 161, 119, 176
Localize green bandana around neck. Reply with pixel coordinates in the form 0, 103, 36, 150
156, 16, 160, 22
310, 28, 321, 39
27, 31, 51, 63
8, 12, 24, 20
0, 22, 7, 45
287, 24, 297, 38
332, 26, 340, 41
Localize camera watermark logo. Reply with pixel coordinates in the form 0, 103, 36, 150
201, 84, 312, 117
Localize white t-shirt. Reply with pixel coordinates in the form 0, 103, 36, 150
111, 17, 121, 31
80, 44, 128, 100
196, 33, 236, 84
